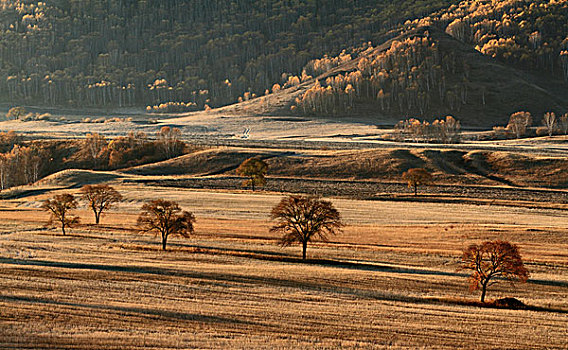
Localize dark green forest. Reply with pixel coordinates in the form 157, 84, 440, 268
0, 0, 454, 109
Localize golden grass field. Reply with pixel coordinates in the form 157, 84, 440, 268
1, 184, 567, 349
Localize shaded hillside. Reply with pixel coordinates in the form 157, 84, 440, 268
191, 0, 568, 127
0, 0, 455, 109
122, 146, 568, 189
191, 24, 568, 128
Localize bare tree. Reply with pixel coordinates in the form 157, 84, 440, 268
542, 112, 556, 137
80, 184, 123, 224
559, 113, 568, 135
41, 194, 80, 235
507, 111, 532, 138
402, 168, 432, 196
460, 240, 529, 302
270, 195, 343, 260
236, 157, 268, 191
137, 199, 195, 250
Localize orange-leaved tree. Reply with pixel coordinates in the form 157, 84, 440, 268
270, 195, 343, 260
402, 168, 432, 196
80, 184, 123, 224
460, 240, 529, 302
137, 199, 195, 250
41, 194, 80, 235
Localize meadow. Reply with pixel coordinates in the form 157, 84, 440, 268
1, 184, 567, 349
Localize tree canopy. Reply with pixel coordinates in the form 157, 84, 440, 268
137, 199, 195, 251
460, 240, 529, 302
402, 168, 432, 196
270, 195, 343, 260
0, 0, 456, 109
236, 157, 268, 191
41, 193, 80, 235
80, 184, 123, 224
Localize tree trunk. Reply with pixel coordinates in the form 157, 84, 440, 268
162, 235, 168, 250
61, 223, 66, 236
251, 177, 255, 191
414, 184, 417, 196
480, 281, 488, 303
302, 240, 307, 260
95, 212, 100, 225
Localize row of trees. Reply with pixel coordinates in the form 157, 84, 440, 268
0, 127, 188, 191
500, 111, 568, 139
42, 185, 122, 234
387, 111, 568, 143
41, 184, 529, 303
41, 184, 339, 260
393, 115, 461, 143
80, 127, 186, 169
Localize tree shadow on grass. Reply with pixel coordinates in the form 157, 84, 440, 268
0, 294, 257, 325
2, 257, 566, 314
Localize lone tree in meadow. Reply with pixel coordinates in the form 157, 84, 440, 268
236, 157, 268, 191
6, 106, 26, 120
137, 199, 195, 251
41, 194, 80, 235
460, 240, 529, 303
402, 168, 432, 196
270, 195, 343, 260
80, 184, 123, 224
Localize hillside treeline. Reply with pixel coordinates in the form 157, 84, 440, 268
294, 33, 469, 116
0, 128, 188, 190
0, 0, 453, 109
425, 0, 568, 77
292, 0, 568, 118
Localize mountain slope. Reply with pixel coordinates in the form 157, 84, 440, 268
175, 25, 568, 127
0, 0, 455, 109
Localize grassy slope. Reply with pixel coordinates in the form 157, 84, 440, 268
120, 145, 568, 188
0, 185, 566, 349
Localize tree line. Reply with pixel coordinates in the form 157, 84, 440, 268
289, 0, 568, 121
0, 0, 454, 109
0, 126, 188, 190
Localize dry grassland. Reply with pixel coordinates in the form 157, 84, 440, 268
1, 185, 567, 349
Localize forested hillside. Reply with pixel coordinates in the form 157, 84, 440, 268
284, 0, 568, 125
0, 0, 454, 109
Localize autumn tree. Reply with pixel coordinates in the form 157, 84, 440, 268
157, 126, 183, 159
80, 184, 123, 224
83, 133, 108, 168
41, 194, 80, 235
236, 157, 268, 191
270, 195, 343, 260
460, 240, 529, 303
507, 112, 532, 139
137, 199, 195, 250
6, 107, 26, 120
402, 168, 432, 196
542, 112, 556, 137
